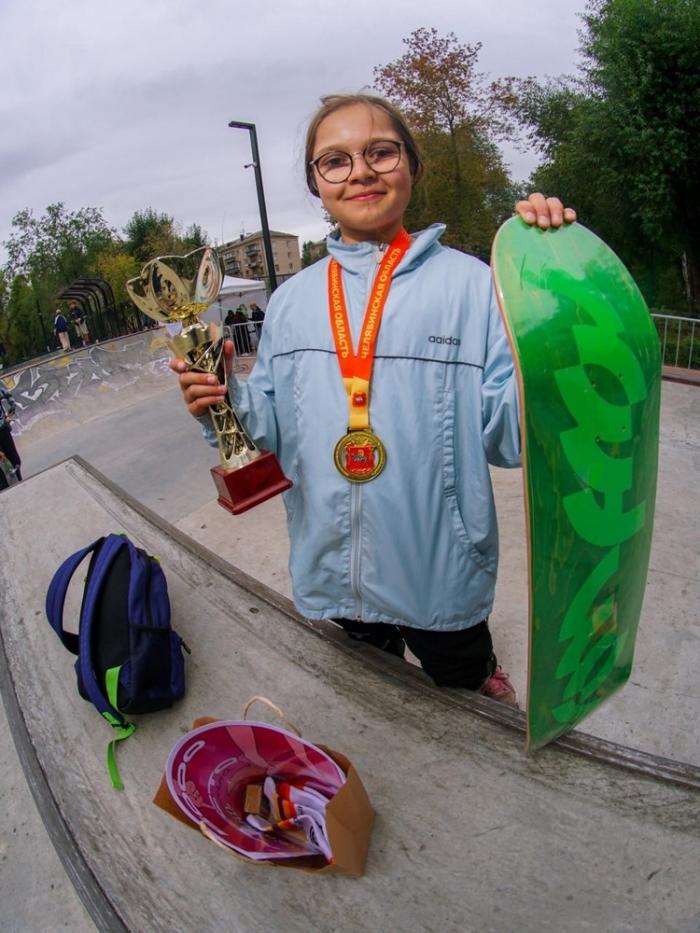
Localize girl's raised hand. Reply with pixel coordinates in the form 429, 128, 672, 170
515, 193, 576, 229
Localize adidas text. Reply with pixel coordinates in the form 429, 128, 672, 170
429, 335, 461, 346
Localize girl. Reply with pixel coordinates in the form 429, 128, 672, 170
173, 93, 575, 705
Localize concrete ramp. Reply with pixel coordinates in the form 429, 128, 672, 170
1, 459, 699, 933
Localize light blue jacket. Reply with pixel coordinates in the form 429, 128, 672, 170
205, 224, 521, 631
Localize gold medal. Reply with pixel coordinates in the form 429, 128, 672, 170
334, 430, 386, 482
327, 229, 410, 485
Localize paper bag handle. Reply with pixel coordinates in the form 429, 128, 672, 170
243, 695, 302, 736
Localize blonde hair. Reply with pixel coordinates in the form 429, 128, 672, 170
304, 93, 424, 197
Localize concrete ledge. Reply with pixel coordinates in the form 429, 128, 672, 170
662, 364, 700, 387
1, 459, 699, 932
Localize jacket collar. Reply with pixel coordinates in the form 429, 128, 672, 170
326, 224, 446, 276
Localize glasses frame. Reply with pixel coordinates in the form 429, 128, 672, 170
309, 139, 405, 184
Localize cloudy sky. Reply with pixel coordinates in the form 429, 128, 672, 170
1, 0, 587, 259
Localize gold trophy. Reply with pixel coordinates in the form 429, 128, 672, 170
127, 246, 292, 514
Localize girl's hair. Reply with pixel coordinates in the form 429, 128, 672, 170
304, 92, 424, 197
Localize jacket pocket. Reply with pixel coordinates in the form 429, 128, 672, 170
440, 390, 495, 574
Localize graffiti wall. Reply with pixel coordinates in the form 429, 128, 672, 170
0, 332, 172, 437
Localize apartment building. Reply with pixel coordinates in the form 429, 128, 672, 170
219, 231, 301, 285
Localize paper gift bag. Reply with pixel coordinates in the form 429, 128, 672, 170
154, 699, 374, 876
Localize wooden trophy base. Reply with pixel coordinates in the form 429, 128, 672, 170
210, 451, 293, 515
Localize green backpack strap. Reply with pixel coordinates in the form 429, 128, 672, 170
102, 665, 136, 790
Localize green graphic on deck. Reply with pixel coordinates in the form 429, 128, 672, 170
492, 219, 661, 750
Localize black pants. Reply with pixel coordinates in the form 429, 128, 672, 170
0, 423, 21, 489
333, 618, 496, 690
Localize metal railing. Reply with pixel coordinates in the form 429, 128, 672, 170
651, 313, 699, 370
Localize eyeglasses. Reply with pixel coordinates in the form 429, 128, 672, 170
309, 139, 404, 184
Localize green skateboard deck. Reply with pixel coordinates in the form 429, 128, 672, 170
491, 219, 661, 751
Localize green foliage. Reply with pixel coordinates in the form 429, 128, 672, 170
508, 0, 700, 313
123, 208, 179, 263
183, 223, 207, 251
301, 239, 328, 268
1, 203, 117, 361
0, 276, 47, 360
374, 28, 517, 258
94, 249, 142, 307
0, 203, 209, 365
123, 208, 209, 262
3, 203, 115, 282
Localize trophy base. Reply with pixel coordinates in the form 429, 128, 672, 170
211, 451, 293, 515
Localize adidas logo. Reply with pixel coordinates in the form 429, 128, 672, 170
429, 335, 461, 346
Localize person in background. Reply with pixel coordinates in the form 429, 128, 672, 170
250, 302, 265, 340
233, 305, 252, 354
54, 308, 71, 351
69, 301, 90, 346
0, 383, 22, 489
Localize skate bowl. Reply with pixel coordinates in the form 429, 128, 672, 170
0, 331, 172, 442
1, 457, 699, 932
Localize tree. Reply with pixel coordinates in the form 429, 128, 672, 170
1, 203, 116, 360
123, 209, 209, 263
374, 28, 517, 257
509, 0, 700, 312
0, 276, 48, 360
94, 248, 142, 307
182, 223, 207, 252
3, 203, 114, 283
301, 239, 327, 268
123, 208, 180, 263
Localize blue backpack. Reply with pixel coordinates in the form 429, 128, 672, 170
46, 533, 189, 789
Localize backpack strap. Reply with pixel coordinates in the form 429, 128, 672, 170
76, 534, 132, 720
45, 536, 106, 654
76, 533, 138, 791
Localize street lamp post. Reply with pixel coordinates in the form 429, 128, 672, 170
228, 120, 278, 293
35, 296, 49, 352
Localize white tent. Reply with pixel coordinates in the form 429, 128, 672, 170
217, 275, 266, 310
194, 275, 267, 324
165, 276, 268, 343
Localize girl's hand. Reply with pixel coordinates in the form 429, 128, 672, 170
515, 193, 576, 229
169, 339, 235, 419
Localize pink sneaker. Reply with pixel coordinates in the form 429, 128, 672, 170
480, 666, 518, 706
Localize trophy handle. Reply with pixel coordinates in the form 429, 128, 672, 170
170, 323, 259, 470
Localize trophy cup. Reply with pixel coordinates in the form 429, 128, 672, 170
127, 247, 292, 515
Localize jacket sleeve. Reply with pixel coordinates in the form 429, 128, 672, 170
481, 287, 521, 468
198, 321, 280, 455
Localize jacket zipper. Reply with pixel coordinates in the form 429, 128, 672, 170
350, 482, 363, 618
349, 245, 386, 620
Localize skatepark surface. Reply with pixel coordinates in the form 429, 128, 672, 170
1, 333, 699, 932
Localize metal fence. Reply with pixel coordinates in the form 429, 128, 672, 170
651, 313, 699, 370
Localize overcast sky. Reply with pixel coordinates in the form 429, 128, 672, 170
1, 0, 587, 261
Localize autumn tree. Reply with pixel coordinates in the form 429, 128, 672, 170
94, 248, 142, 307
374, 27, 517, 258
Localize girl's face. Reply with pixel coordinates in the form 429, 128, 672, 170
311, 104, 413, 245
